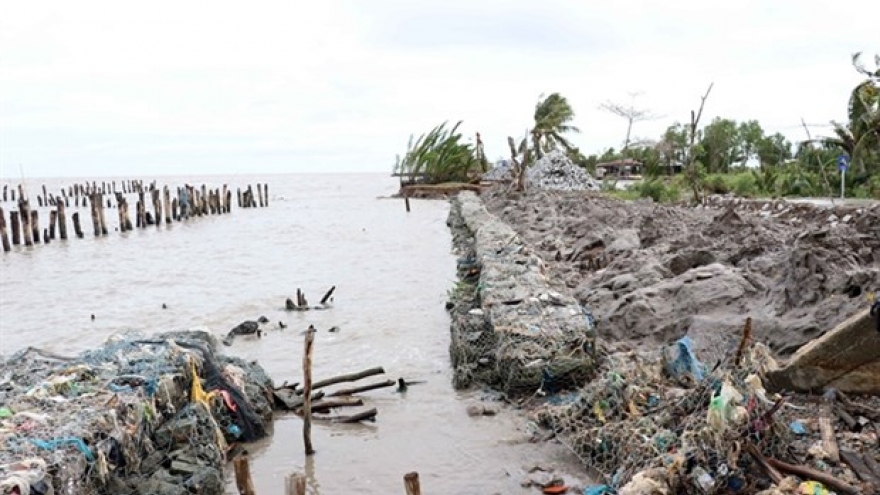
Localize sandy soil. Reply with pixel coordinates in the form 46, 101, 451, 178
483, 189, 880, 360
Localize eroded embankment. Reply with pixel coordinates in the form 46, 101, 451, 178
483, 189, 880, 359
446, 191, 597, 396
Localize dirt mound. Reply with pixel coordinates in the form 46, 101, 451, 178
483, 189, 880, 359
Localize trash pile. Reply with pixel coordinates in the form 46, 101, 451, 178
527, 151, 599, 192
533, 333, 880, 494
0, 330, 273, 495
446, 191, 598, 395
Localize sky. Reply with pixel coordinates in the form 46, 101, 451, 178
0, 0, 878, 178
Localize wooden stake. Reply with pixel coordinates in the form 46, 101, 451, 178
10, 211, 20, 245
97, 194, 108, 235
319, 286, 336, 305
30, 210, 40, 244
263, 184, 268, 207
163, 186, 172, 224
90, 194, 101, 236
233, 455, 256, 495
57, 199, 67, 240
72, 212, 84, 238
49, 210, 57, 239
0, 208, 10, 252
237, 188, 242, 208
19, 199, 32, 246
285, 473, 306, 495
42, 228, 49, 244
303, 328, 316, 455
257, 183, 264, 207
404, 472, 421, 495
152, 189, 162, 227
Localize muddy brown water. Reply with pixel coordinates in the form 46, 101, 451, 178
0, 174, 583, 495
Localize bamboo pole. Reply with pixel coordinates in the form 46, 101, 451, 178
404, 472, 421, 495
233, 456, 256, 495
57, 199, 67, 240
303, 327, 316, 456
0, 208, 10, 252
285, 473, 306, 495
10, 211, 20, 245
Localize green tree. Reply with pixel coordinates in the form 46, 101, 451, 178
656, 124, 688, 175
393, 121, 484, 184
756, 132, 792, 168
738, 120, 766, 167
531, 93, 580, 159
697, 118, 743, 173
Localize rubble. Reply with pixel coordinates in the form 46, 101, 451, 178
0, 330, 273, 495
526, 151, 599, 191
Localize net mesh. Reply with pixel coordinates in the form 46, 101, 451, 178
447, 193, 598, 396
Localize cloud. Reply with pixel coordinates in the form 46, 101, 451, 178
1, 0, 879, 177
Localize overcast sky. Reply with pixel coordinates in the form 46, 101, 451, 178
1, 0, 878, 178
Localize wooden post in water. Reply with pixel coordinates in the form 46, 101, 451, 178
57, 199, 67, 240
263, 184, 268, 207
31, 211, 41, 244
163, 186, 172, 224
72, 212, 84, 238
49, 210, 57, 239
2, 185, 6, 202
201, 185, 208, 215
42, 228, 49, 244
171, 198, 179, 221
285, 473, 306, 495
152, 189, 162, 227
226, 190, 232, 213
233, 456, 256, 495
19, 200, 32, 246
11, 188, 15, 202
222, 185, 228, 213
237, 188, 242, 208
303, 327, 316, 456
42, 184, 48, 206
403, 472, 422, 495
98, 194, 108, 235
0, 208, 10, 252
90, 194, 101, 236
10, 211, 20, 245
137, 191, 146, 228
257, 183, 264, 207
37, 196, 43, 208
405, 195, 411, 212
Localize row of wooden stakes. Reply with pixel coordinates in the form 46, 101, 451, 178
0, 182, 270, 252
233, 454, 423, 495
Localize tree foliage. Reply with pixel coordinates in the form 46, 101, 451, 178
393, 121, 487, 184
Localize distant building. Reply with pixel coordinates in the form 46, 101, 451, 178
595, 158, 644, 179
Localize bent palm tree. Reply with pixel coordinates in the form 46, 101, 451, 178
531, 93, 580, 159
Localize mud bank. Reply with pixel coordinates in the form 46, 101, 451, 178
446, 191, 597, 396
483, 189, 880, 360
0, 331, 273, 495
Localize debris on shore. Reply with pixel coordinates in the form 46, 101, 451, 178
0, 330, 273, 495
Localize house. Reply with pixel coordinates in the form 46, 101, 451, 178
595, 158, 644, 179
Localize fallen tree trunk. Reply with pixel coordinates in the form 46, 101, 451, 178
314, 408, 378, 424
308, 397, 364, 413
301, 367, 385, 394
327, 379, 396, 397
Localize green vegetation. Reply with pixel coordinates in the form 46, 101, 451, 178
393, 52, 880, 199
393, 121, 488, 184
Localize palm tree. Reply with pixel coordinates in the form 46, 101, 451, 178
821, 53, 880, 174
531, 93, 580, 159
